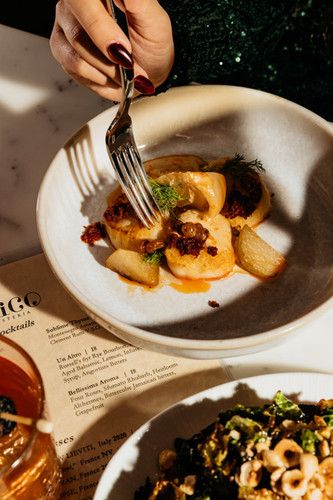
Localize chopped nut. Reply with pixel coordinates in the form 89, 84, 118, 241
310, 472, 326, 490
255, 440, 270, 454
179, 475, 196, 495
282, 419, 298, 431
319, 428, 331, 440
270, 466, 286, 494
319, 440, 330, 458
300, 453, 319, 480
158, 449, 177, 471
319, 457, 333, 478
314, 415, 327, 427
237, 460, 262, 487
229, 429, 241, 441
303, 489, 323, 500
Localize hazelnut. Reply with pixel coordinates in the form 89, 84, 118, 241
274, 438, 303, 468
281, 469, 308, 497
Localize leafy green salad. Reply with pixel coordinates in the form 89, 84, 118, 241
134, 392, 333, 499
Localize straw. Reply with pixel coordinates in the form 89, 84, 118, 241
0, 412, 54, 434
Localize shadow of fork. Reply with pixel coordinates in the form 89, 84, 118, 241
63, 123, 117, 265
64, 123, 104, 199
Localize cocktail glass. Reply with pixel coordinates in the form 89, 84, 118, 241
0, 335, 61, 498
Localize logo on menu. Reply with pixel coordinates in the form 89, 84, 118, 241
0, 291, 41, 320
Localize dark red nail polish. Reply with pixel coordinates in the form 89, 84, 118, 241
134, 75, 155, 95
107, 43, 133, 69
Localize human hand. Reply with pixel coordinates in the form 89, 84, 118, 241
50, 0, 174, 101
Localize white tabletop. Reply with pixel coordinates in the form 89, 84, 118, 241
1, 24, 332, 380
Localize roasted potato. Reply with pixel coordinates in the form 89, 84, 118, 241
106, 249, 159, 287
235, 224, 286, 279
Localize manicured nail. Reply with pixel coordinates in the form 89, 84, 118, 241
107, 42, 133, 69
134, 75, 155, 95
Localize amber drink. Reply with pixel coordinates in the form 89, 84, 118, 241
0, 336, 61, 498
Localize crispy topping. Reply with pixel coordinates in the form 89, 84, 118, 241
80, 222, 106, 246
223, 171, 262, 219
140, 240, 165, 255
166, 221, 210, 257
104, 195, 134, 222
208, 300, 220, 308
166, 234, 204, 257
207, 246, 218, 256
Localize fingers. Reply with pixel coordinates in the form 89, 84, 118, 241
66, 0, 132, 65
51, 0, 175, 104
123, 0, 174, 87
52, 2, 124, 80
50, 23, 123, 101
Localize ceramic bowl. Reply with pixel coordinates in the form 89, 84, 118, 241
93, 372, 333, 499
37, 85, 333, 359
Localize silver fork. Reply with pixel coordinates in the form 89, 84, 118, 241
105, 0, 160, 228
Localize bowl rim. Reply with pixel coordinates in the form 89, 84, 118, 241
36, 84, 333, 354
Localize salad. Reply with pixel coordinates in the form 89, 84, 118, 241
134, 392, 333, 499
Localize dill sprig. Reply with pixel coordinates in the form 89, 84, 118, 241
223, 154, 265, 176
149, 179, 183, 213
201, 154, 265, 176
143, 249, 164, 265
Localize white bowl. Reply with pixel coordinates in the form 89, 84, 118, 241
36, 85, 333, 359
93, 372, 333, 499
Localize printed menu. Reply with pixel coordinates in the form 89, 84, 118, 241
0, 254, 230, 499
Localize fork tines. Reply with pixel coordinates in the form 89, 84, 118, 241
107, 136, 160, 228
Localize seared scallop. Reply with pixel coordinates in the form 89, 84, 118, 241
156, 171, 227, 217
165, 210, 235, 280
144, 154, 204, 178
104, 188, 165, 251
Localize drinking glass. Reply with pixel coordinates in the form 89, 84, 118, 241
0, 335, 61, 498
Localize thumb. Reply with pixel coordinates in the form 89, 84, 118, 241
123, 0, 171, 38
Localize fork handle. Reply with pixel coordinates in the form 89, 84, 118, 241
105, 0, 134, 117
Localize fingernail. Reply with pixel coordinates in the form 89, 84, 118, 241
134, 75, 155, 95
107, 42, 133, 69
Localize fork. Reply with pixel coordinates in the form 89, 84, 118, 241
105, 0, 160, 228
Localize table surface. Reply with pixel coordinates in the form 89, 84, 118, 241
1, 23, 332, 381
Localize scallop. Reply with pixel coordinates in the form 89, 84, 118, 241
165, 210, 235, 280
156, 171, 227, 217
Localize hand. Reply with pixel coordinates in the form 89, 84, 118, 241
50, 0, 174, 101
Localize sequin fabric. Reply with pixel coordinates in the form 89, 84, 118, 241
159, 0, 333, 120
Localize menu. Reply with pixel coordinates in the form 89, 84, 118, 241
0, 254, 230, 499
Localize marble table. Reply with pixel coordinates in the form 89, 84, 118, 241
1, 24, 332, 380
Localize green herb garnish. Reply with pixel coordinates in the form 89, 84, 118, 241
201, 153, 264, 176
143, 250, 164, 265
149, 179, 183, 213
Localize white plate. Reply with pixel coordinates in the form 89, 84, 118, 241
36, 85, 333, 359
93, 372, 333, 500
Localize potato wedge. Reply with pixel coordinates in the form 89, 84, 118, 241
144, 155, 204, 178
106, 249, 159, 287
235, 225, 286, 279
